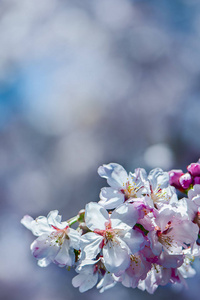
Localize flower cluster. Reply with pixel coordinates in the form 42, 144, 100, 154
21, 160, 200, 294
169, 159, 200, 190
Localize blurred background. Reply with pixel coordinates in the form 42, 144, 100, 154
1, 0, 200, 299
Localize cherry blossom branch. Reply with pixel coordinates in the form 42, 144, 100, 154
21, 158, 200, 294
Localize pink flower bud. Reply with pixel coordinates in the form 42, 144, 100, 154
194, 176, 200, 185
168, 169, 183, 189
179, 172, 193, 189
187, 162, 200, 177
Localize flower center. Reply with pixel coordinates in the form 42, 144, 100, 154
151, 187, 168, 204
156, 222, 174, 250
94, 220, 121, 245
51, 225, 69, 246
121, 180, 142, 200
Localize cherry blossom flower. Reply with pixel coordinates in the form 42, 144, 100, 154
146, 168, 178, 209
138, 264, 173, 294
147, 206, 198, 256
72, 257, 117, 293
98, 163, 147, 209
72, 258, 101, 292
21, 210, 80, 267
81, 202, 145, 273
116, 252, 151, 289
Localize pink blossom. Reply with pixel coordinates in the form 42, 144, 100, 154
179, 173, 193, 189
187, 162, 200, 177
168, 169, 183, 189
148, 206, 198, 256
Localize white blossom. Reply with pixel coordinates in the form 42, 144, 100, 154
21, 210, 80, 267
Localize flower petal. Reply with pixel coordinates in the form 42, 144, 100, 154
148, 168, 169, 191
21, 215, 52, 236
97, 273, 117, 293
158, 251, 183, 268
53, 240, 75, 267
99, 187, 124, 209
156, 206, 176, 232
31, 234, 60, 261
76, 258, 100, 272
72, 271, 98, 293
85, 202, 109, 231
21, 215, 34, 231
81, 232, 103, 259
37, 257, 52, 267
98, 163, 128, 189
111, 203, 139, 228
188, 184, 200, 200
132, 168, 148, 183
47, 210, 68, 229
103, 240, 130, 273
147, 231, 162, 256
172, 221, 198, 247
67, 228, 81, 250
120, 229, 145, 254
